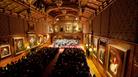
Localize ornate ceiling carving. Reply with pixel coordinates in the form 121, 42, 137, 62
0, 0, 114, 21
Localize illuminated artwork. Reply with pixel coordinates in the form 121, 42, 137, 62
53, 21, 82, 33
99, 45, 105, 64
0, 45, 11, 58
48, 26, 53, 33
28, 34, 37, 48
14, 37, 25, 54
98, 38, 107, 65
43, 35, 47, 43
38, 35, 43, 44
107, 46, 127, 77
93, 38, 98, 57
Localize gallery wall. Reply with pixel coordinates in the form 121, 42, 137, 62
0, 12, 48, 44
90, 0, 138, 76
91, 0, 138, 43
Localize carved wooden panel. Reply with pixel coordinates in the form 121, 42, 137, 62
33, 22, 37, 33
110, 0, 137, 43
41, 21, 46, 34
36, 21, 43, 34
9, 15, 24, 35
101, 7, 110, 37
18, 17, 25, 35
0, 13, 10, 36
23, 19, 28, 34
93, 14, 101, 36
44, 22, 48, 33
82, 19, 89, 33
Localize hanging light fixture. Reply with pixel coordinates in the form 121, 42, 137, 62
55, 0, 63, 7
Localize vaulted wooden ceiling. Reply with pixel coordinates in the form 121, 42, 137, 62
0, 0, 114, 21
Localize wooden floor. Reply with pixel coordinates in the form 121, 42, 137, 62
86, 57, 102, 77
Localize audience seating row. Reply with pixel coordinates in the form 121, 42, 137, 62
51, 48, 92, 77
0, 47, 59, 77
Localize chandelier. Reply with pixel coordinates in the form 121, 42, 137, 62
55, 0, 63, 7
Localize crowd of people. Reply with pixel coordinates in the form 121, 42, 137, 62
0, 47, 59, 77
0, 46, 94, 77
51, 48, 92, 77
53, 39, 79, 47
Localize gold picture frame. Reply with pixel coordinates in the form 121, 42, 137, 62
92, 37, 99, 58
0, 45, 11, 58
37, 35, 43, 44
107, 45, 128, 77
98, 38, 108, 65
13, 37, 25, 54
28, 34, 37, 48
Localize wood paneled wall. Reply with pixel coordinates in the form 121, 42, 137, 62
0, 13, 48, 43
0, 13, 10, 36
91, 0, 138, 43
93, 14, 101, 36
90, 0, 138, 76
100, 7, 110, 37
9, 15, 25, 35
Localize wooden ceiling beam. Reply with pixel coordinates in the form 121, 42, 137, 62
8, 5, 19, 11
87, 1, 103, 6
0, 8, 4, 12
85, 5, 97, 11
12, 0, 46, 18
1, 2, 13, 8
84, 7, 95, 13
16, 8, 27, 14
80, 15, 88, 19
87, 2, 99, 7
97, 0, 105, 2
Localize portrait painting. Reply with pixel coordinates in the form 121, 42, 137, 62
107, 45, 127, 77
38, 35, 43, 44
0, 45, 11, 58
14, 37, 25, 54
43, 35, 47, 43
28, 34, 37, 48
48, 26, 53, 33
98, 38, 107, 65
98, 45, 105, 64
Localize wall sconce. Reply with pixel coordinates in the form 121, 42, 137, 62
89, 48, 92, 52
85, 44, 88, 47
93, 47, 97, 51
27, 46, 30, 49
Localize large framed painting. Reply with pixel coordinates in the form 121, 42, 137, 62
84, 33, 90, 48
98, 38, 108, 65
43, 35, 48, 43
13, 37, 25, 54
28, 34, 37, 48
88, 34, 92, 46
99, 45, 106, 64
48, 26, 53, 33
37, 35, 43, 44
0, 45, 11, 58
92, 37, 99, 58
107, 45, 128, 77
